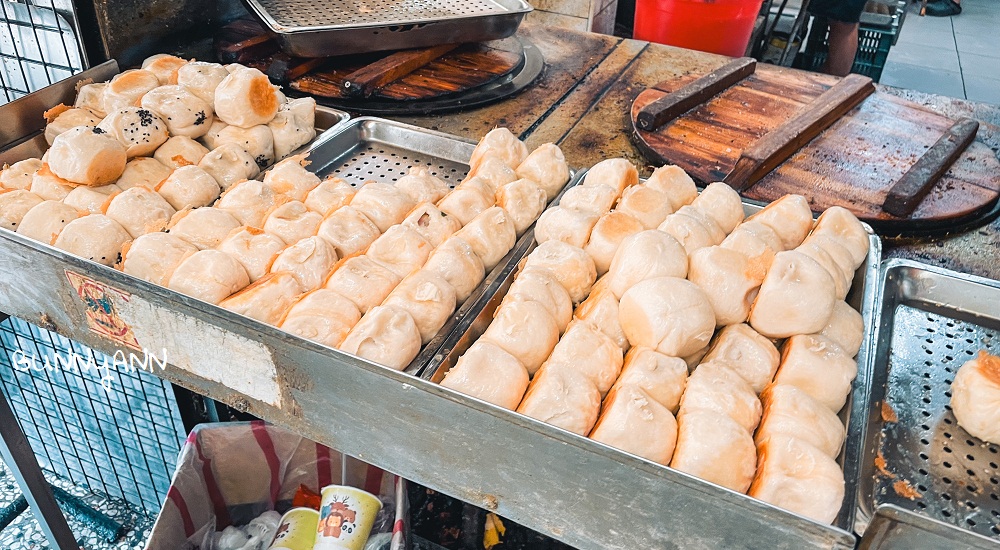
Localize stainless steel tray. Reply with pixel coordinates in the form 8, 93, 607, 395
856, 259, 1000, 549
241, 0, 532, 57
424, 170, 883, 548
304, 116, 548, 374
0, 61, 350, 165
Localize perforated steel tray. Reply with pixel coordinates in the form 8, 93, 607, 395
856, 259, 1000, 549
423, 169, 883, 548
241, 0, 532, 57
303, 116, 561, 374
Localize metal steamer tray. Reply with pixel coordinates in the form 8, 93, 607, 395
302, 116, 549, 374
856, 260, 1000, 549
241, 0, 533, 58
423, 170, 883, 549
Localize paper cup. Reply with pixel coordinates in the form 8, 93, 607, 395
267, 507, 319, 550
314, 485, 383, 550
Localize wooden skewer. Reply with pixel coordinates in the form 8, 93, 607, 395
882, 118, 979, 217
723, 73, 875, 191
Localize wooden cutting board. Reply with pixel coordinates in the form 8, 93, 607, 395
630, 63, 1000, 232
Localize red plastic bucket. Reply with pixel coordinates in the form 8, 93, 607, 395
634, 0, 763, 57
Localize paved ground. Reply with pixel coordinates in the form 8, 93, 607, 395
0, 463, 155, 550
881, 0, 1000, 104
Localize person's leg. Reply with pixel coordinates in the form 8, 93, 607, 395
822, 21, 859, 76
925, 0, 961, 17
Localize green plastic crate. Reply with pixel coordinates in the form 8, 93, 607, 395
797, 3, 903, 83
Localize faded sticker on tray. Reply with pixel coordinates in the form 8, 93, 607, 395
65, 270, 141, 350
112, 291, 282, 408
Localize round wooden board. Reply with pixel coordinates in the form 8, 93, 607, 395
629, 64, 1000, 235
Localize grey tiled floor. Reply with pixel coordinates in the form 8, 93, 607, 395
881, 0, 1000, 104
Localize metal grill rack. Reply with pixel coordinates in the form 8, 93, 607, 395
0, 317, 186, 515
321, 145, 467, 188
0, 0, 87, 105
877, 307, 1000, 538
255, 0, 510, 28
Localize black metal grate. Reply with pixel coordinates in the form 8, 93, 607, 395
0, 0, 86, 105
0, 317, 186, 515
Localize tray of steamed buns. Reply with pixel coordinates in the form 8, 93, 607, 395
426, 160, 882, 536
0, 52, 573, 375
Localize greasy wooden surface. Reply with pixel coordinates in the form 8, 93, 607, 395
629, 63, 1000, 223
371, 23, 1000, 282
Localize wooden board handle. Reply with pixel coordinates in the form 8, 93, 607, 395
342, 44, 459, 98
882, 118, 980, 217
636, 57, 757, 132
724, 73, 875, 191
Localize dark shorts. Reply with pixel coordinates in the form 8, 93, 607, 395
809, 0, 868, 23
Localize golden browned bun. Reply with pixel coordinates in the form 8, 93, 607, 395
269, 97, 317, 160
951, 351, 1000, 445
116, 157, 171, 190
53, 214, 131, 266
15, 200, 84, 244
1, 159, 43, 191
121, 232, 197, 285
214, 67, 282, 128
102, 69, 160, 113
43, 105, 102, 145
0, 190, 44, 230
219, 271, 304, 325
584, 211, 644, 276
153, 136, 210, 169
48, 126, 127, 186
167, 249, 250, 304
140, 85, 214, 139
141, 54, 188, 85
589, 384, 678, 465
198, 143, 260, 191
619, 277, 715, 357
441, 341, 529, 410
278, 288, 361, 348
749, 435, 844, 524
339, 305, 422, 370
167, 207, 241, 250
104, 186, 176, 238
670, 410, 757, 493
155, 165, 221, 210
324, 254, 401, 315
